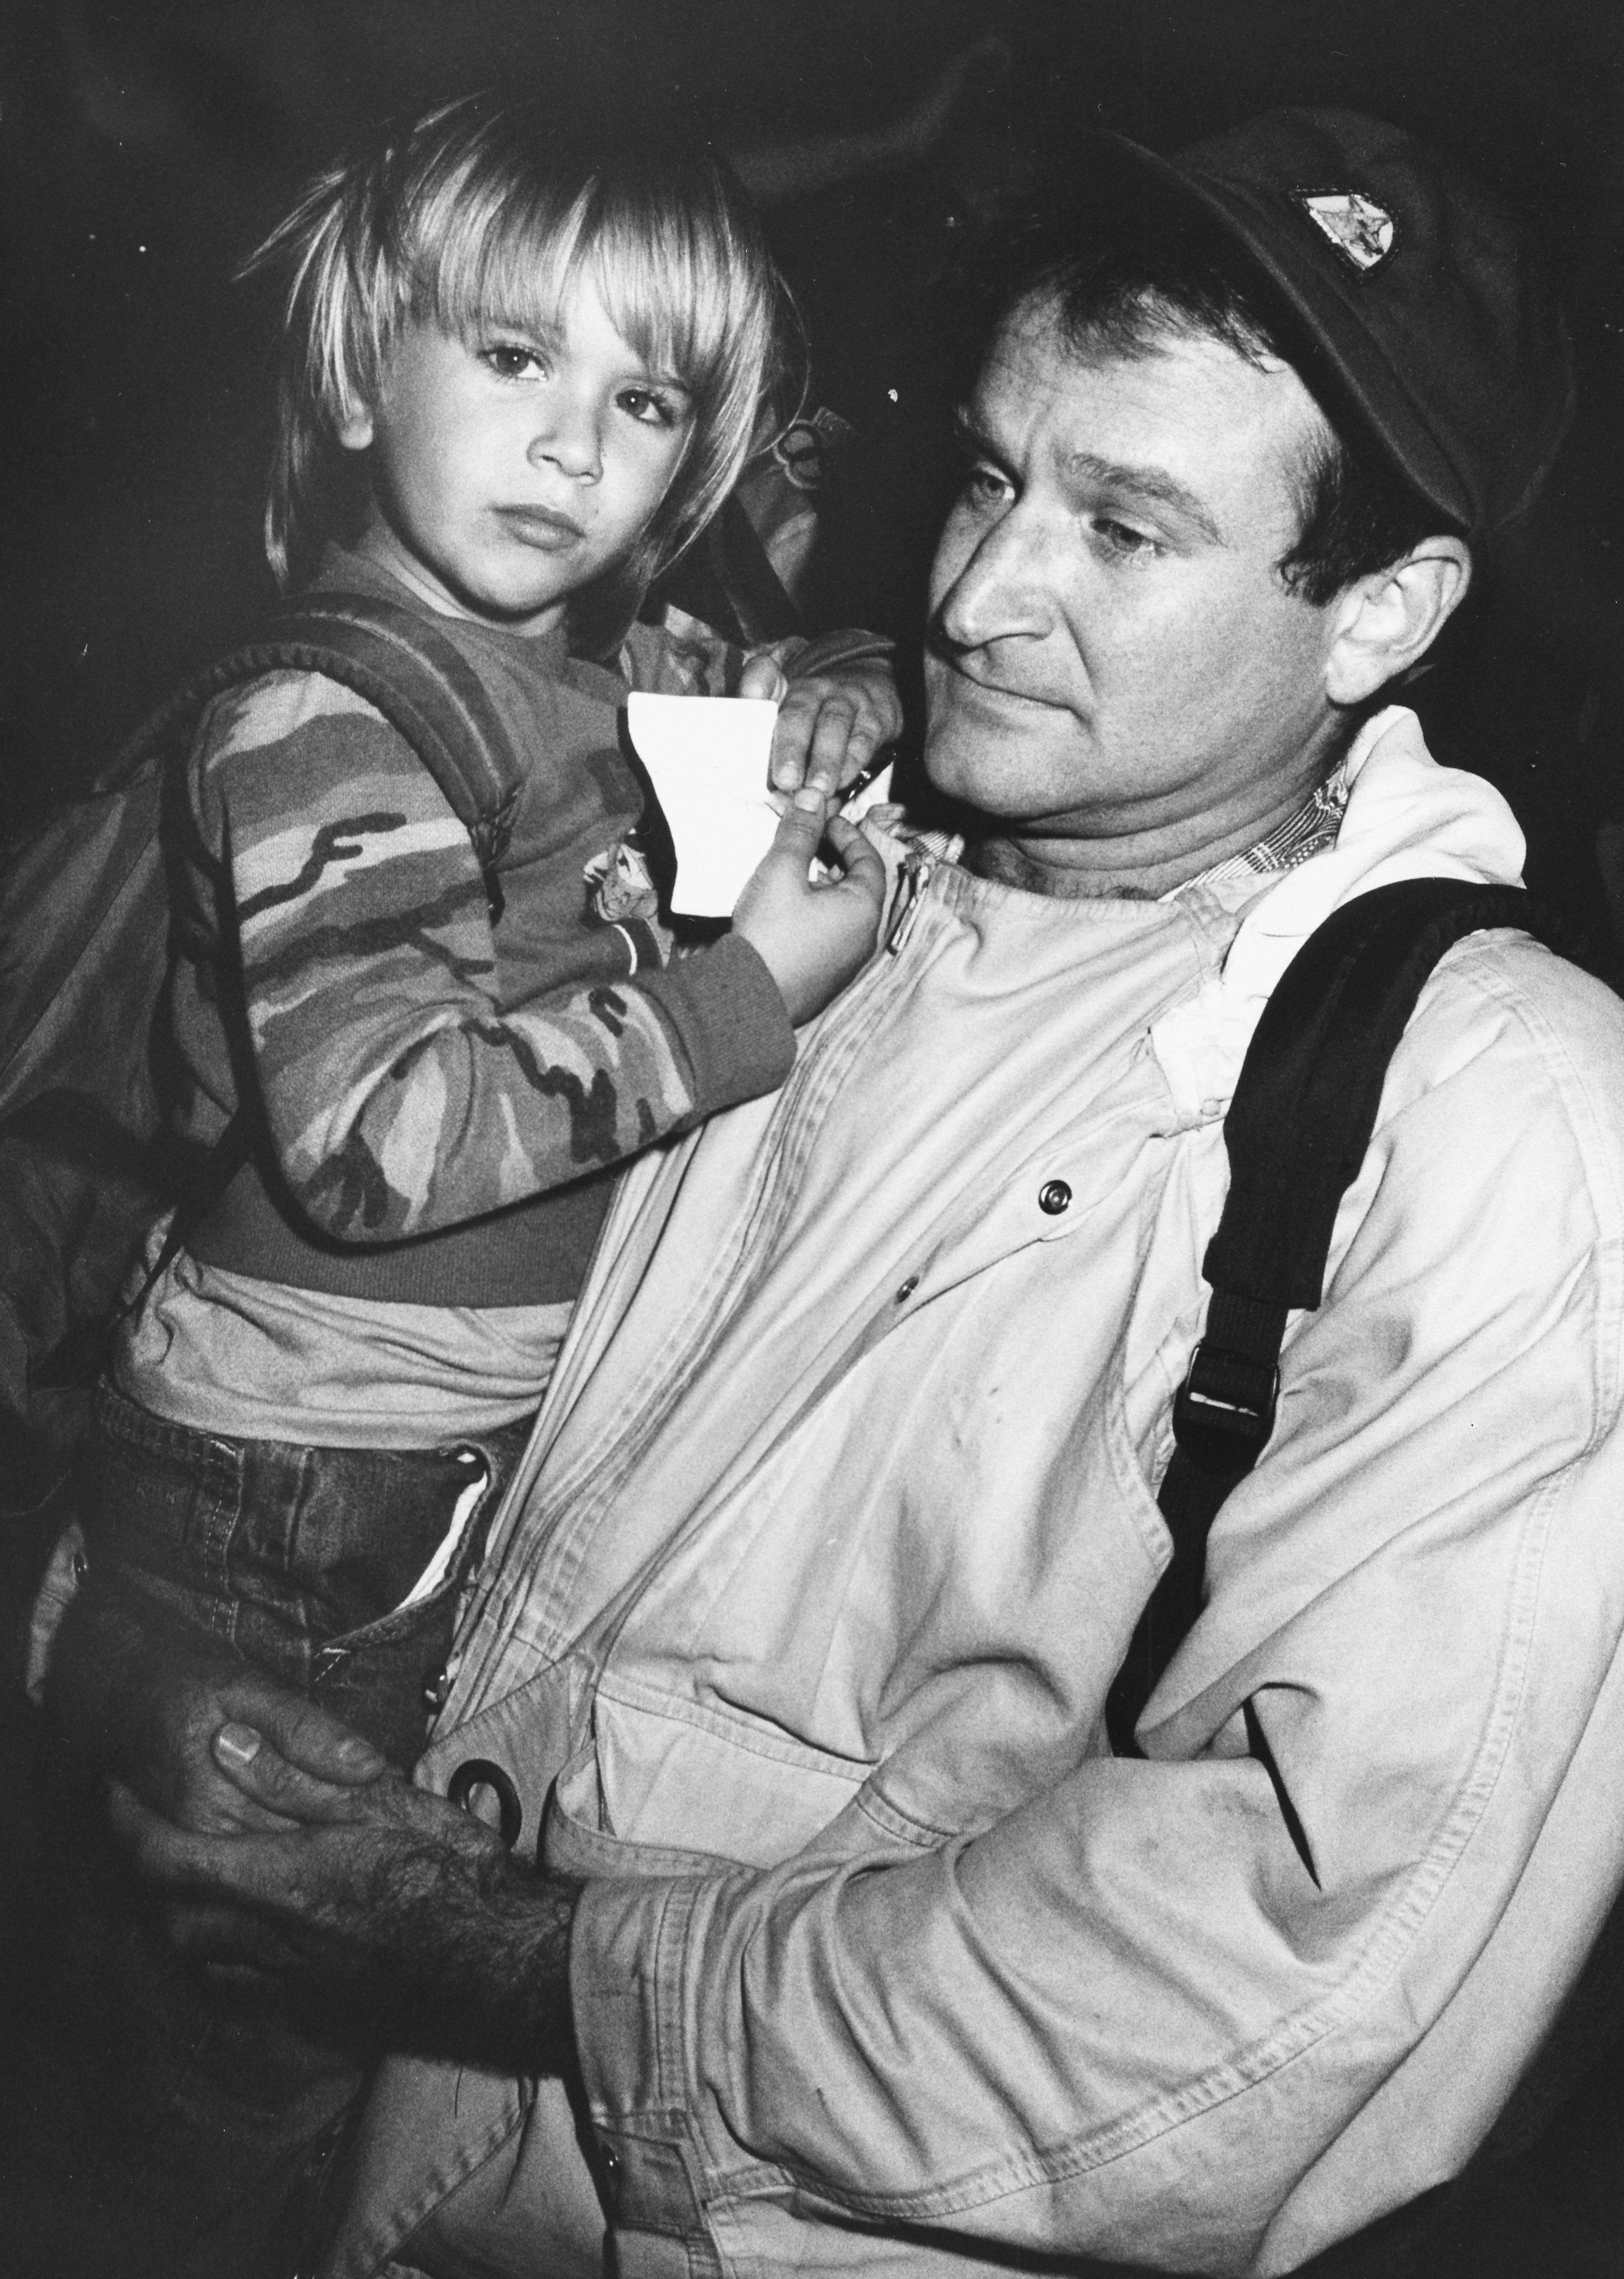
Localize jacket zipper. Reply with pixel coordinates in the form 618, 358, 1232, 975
887, 853, 933, 957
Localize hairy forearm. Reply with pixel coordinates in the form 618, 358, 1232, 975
112, 1715, 587, 2075
64, 1562, 582, 2068
330, 1827, 582, 2072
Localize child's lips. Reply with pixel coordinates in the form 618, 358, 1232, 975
496, 504, 585, 548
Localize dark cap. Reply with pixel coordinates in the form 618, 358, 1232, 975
1092, 108, 1573, 542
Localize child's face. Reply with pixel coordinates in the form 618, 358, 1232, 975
339, 279, 694, 636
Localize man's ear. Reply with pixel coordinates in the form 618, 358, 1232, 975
1323, 539, 1473, 705
335, 401, 375, 453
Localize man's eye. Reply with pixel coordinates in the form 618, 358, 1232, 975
481, 343, 546, 381
960, 463, 1011, 509
1094, 518, 1161, 559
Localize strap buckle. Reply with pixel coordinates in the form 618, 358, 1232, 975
1172, 1340, 1278, 1477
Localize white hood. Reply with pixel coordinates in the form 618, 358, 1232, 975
1150, 706, 1527, 1121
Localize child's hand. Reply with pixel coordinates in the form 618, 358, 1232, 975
739, 653, 903, 799
733, 787, 886, 1024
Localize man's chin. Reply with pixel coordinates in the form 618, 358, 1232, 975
923, 709, 1060, 818
921, 723, 978, 810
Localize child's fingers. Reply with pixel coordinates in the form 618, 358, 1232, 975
764, 784, 829, 862
819, 815, 886, 907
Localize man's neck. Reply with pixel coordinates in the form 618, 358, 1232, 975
961, 739, 1351, 902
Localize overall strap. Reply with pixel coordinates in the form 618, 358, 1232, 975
99, 591, 526, 919
1106, 877, 1569, 1757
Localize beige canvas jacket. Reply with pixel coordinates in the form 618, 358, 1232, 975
328, 710, 1624, 2279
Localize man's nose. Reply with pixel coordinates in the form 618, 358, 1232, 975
528, 392, 602, 483
932, 506, 1053, 651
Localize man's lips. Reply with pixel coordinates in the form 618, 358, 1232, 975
494, 504, 586, 547
929, 662, 1063, 715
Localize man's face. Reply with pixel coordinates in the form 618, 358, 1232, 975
924, 299, 1347, 850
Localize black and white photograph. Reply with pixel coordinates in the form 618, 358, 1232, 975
4, 6, 1624, 2276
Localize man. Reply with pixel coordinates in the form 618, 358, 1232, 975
87, 110, 1624, 2276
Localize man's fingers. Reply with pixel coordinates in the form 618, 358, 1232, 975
769, 687, 853, 791
767, 671, 901, 794
212, 1723, 399, 1823
739, 654, 790, 704
109, 1777, 238, 1890
111, 1774, 319, 1903
768, 694, 818, 790
223, 1678, 392, 1787
214, 1729, 475, 1855
804, 698, 866, 796
171, 1901, 303, 1977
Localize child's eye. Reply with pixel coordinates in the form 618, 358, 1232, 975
617, 386, 685, 429
481, 342, 548, 382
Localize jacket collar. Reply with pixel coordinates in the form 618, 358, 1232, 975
1150, 707, 1525, 1120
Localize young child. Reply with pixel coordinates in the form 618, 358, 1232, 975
69, 92, 894, 1774
46, 97, 896, 2277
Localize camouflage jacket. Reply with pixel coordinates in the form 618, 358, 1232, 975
167, 552, 804, 1308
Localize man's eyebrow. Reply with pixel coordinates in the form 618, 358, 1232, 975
1065, 452, 1225, 545
952, 405, 1003, 459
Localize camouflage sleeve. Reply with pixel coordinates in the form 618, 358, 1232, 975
192, 670, 793, 1244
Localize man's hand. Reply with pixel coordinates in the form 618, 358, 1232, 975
733, 788, 887, 1024
110, 1726, 580, 2070
739, 654, 903, 799
49, 1588, 390, 1836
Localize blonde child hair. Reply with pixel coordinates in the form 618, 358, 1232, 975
250, 93, 788, 647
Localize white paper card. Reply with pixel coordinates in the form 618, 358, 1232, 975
626, 692, 780, 917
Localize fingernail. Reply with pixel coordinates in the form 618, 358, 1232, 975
338, 1734, 381, 1767
793, 786, 824, 813
215, 1724, 262, 1766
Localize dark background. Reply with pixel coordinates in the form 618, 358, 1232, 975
3, 7, 1624, 2275
5, 0, 1624, 959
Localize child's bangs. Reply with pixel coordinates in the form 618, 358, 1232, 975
408, 163, 579, 346
569, 192, 748, 407
409, 158, 751, 408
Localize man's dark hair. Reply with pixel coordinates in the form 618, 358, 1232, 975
964, 199, 1459, 607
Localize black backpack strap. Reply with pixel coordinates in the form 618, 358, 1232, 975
1106, 877, 1568, 1757
99, 591, 525, 921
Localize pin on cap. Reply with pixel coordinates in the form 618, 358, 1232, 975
1091, 107, 1574, 543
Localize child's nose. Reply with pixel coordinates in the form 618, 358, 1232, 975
529, 395, 602, 483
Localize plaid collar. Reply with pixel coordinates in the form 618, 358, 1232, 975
1177, 760, 1350, 899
